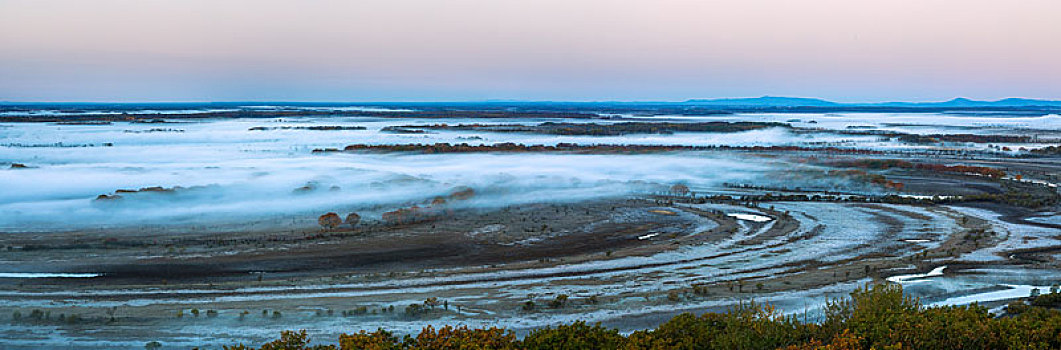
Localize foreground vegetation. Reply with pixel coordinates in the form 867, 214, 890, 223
224, 284, 1061, 349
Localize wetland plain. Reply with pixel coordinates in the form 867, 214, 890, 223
1, 103, 1059, 348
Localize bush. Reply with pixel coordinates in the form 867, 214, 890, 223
523, 321, 622, 350
228, 283, 1061, 350
412, 325, 517, 349
404, 304, 426, 318
549, 294, 569, 309
336, 329, 401, 350
1030, 290, 1061, 308
225, 330, 336, 350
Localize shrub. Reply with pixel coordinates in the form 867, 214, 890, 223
229, 283, 1061, 350
523, 321, 622, 350
549, 294, 569, 309
338, 329, 401, 350
412, 325, 517, 349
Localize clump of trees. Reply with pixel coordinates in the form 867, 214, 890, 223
248, 126, 367, 131
680, 180, 1057, 209
1029, 145, 1061, 156
317, 212, 362, 231
833, 129, 1049, 146
670, 183, 691, 196
377, 121, 789, 136
314, 143, 887, 156
403, 297, 448, 319
382, 187, 474, 225
895, 133, 1038, 144
823, 169, 905, 191
226, 283, 1061, 350
317, 213, 342, 230
11, 309, 85, 325
380, 127, 430, 134
829, 159, 1006, 179
93, 184, 217, 202
95, 194, 123, 201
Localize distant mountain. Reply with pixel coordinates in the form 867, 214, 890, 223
991, 98, 1060, 107
685, 96, 840, 107
874, 98, 1061, 108
684, 96, 1061, 108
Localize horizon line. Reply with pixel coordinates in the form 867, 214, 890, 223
2, 95, 1060, 105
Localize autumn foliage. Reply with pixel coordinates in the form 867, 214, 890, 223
382, 187, 475, 225
317, 212, 342, 230
225, 284, 1061, 350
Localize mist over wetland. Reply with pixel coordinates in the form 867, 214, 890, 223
0, 103, 1058, 348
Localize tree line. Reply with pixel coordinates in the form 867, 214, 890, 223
382, 121, 789, 136
314, 143, 887, 155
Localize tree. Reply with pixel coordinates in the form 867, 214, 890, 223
344, 213, 360, 228
318, 213, 342, 230
670, 183, 691, 196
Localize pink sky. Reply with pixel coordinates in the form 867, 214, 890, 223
1, 0, 1058, 101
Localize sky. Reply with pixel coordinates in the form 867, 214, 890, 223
1, 0, 1058, 102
